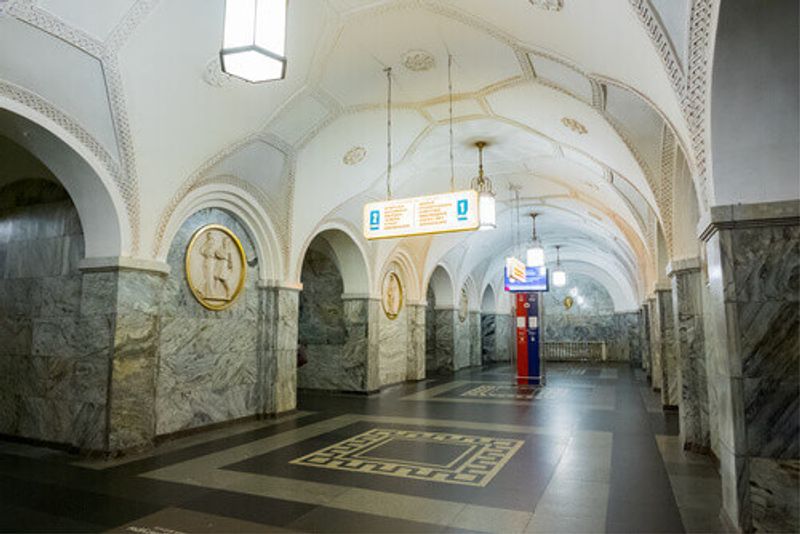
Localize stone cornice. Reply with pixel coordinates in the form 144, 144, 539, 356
257, 280, 303, 291
698, 200, 800, 241
666, 257, 701, 277
78, 256, 170, 275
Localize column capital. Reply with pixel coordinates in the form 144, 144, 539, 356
666, 257, 701, 277
257, 280, 303, 291
697, 199, 800, 241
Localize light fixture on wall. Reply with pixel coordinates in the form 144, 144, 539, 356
221, 0, 287, 82
552, 244, 566, 287
526, 212, 545, 266
472, 141, 496, 230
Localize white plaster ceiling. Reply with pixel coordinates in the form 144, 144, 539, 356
0, 0, 696, 304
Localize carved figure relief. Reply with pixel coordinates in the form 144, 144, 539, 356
382, 271, 404, 320
186, 224, 246, 310
458, 286, 469, 323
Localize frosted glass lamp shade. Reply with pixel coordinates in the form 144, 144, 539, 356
478, 191, 496, 230
552, 269, 566, 287
526, 243, 545, 267
221, 0, 287, 82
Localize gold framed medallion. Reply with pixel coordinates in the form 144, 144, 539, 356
381, 271, 404, 320
185, 224, 247, 311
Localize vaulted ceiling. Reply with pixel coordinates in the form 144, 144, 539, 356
0, 0, 704, 311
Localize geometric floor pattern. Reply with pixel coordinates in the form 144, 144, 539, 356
459, 384, 571, 401
290, 427, 524, 487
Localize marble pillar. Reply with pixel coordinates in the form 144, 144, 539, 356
656, 288, 679, 408
480, 313, 497, 363
406, 304, 426, 381
260, 285, 298, 414
668, 259, 709, 452
640, 304, 652, 374
454, 312, 471, 370
432, 308, 455, 373
700, 201, 799, 532
343, 297, 377, 392
495, 313, 514, 363
105, 269, 165, 452
647, 297, 661, 389
469, 311, 481, 367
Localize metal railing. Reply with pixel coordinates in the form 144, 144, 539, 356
543, 341, 607, 361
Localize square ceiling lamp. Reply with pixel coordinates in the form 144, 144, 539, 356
221, 0, 287, 82
552, 245, 566, 287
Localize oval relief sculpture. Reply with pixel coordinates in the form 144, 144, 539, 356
458, 286, 469, 323
185, 224, 247, 311
382, 271, 404, 320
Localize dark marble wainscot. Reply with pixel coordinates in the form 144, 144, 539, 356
668, 258, 709, 452
648, 296, 663, 391
468, 311, 481, 367
378, 296, 409, 387
700, 200, 800, 531
543, 312, 641, 362
432, 308, 456, 373
639, 303, 652, 374
480, 313, 497, 363
494, 313, 514, 363
406, 303, 426, 381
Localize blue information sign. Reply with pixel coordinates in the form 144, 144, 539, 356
505, 266, 549, 293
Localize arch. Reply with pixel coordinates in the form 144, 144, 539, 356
0, 105, 130, 258
158, 178, 284, 282
461, 276, 479, 313
379, 247, 422, 305
297, 224, 371, 295
481, 284, 497, 314
426, 264, 455, 309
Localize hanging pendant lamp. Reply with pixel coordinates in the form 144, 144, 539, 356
526, 212, 545, 266
471, 141, 496, 231
552, 244, 566, 287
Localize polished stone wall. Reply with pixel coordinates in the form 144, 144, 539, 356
454, 311, 471, 370
494, 313, 514, 363
543, 312, 641, 362
156, 209, 261, 436
468, 311, 481, 367
669, 261, 709, 451
406, 304, 426, 381
480, 313, 497, 363
378, 298, 408, 387
0, 180, 104, 449
545, 273, 614, 315
432, 309, 455, 373
648, 297, 662, 390
656, 289, 679, 408
260, 286, 298, 414
640, 304, 651, 375
701, 202, 799, 531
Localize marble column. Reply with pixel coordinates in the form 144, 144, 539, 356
640, 304, 652, 374
495, 313, 514, 363
106, 269, 165, 452
700, 201, 799, 532
469, 311, 481, 367
259, 284, 299, 414
648, 296, 662, 390
668, 259, 709, 452
406, 304, 426, 381
480, 313, 497, 363
656, 287, 679, 408
342, 297, 379, 393
432, 308, 455, 373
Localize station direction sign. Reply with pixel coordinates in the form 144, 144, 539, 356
363, 190, 479, 240
505, 257, 527, 283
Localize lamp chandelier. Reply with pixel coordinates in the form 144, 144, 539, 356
221, 0, 288, 83
526, 212, 545, 266
472, 141, 496, 230
552, 245, 566, 287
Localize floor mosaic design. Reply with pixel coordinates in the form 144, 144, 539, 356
289, 428, 524, 487
458, 384, 571, 401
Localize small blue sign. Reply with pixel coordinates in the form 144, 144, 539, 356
369, 210, 381, 230
457, 199, 468, 221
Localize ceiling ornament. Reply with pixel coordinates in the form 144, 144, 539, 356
203, 57, 236, 88
342, 146, 367, 165
528, 0, 564, 11
401, 49, 436, 72
561, 117, 588, 135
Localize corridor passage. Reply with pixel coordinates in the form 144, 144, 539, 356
0, 363, 723, 533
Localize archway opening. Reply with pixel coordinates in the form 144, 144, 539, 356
424, 265, 455, 374
0, 135, 92, 447
297, 229, 371, 392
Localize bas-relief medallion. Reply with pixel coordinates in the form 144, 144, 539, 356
381, 271, 404, 320
458, 286, 468, 323
185, 224, 246, 311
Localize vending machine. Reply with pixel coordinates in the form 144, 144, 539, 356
515, 291, 544, 386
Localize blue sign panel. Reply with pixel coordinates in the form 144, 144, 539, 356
505, 266, 549, 293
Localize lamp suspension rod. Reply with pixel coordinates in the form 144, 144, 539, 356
556, 244, 561, 265
385, 66, 393, 199
448, 54, 455, 192
530, 212, 538, 240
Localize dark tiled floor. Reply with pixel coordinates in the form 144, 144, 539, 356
0, 362, 724, 533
